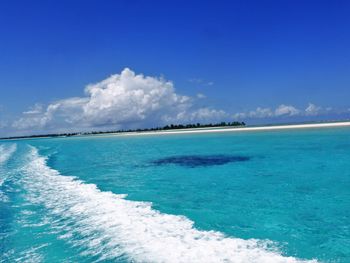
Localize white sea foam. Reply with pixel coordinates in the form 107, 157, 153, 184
0, 144, 17, 201
0, 143, 17, 166
20, 146, 318, 263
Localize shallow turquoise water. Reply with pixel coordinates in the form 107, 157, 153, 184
1, 127, 350, 262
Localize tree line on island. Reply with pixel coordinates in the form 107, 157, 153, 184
0, 121, 245, 140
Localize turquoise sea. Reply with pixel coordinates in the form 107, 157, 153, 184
1, 127, 350, 262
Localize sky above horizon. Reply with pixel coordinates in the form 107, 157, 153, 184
0, 0, 349, 136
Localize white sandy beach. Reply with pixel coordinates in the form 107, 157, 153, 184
106, 121, 350, 137
2, 121, 350, 141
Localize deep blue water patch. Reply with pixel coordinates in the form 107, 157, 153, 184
151, 155, 250, 168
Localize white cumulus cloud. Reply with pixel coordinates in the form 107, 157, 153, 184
23, 103, 44, 115
12, 68, 228, 133
233, 107, 273, 119
233, 104, 325, 119
171, 108, 228, 123
7, 68, 343, 136
275, 104, 300, 116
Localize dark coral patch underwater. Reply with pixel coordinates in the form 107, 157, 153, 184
152, 155, 250, 168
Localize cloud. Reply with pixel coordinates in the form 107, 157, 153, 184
6, 68, 346, 136
233, 107, 274, 119
12, 97, 87, 130
169, 108, 228, 123
233, 103, 327, 119
274, 104, 300, 116
23, 103, 44, 115
12, 68, 228, 133
196, 93, 206, 99
305, 103, 322, 116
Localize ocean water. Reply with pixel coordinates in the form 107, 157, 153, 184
1, 127, 350, 262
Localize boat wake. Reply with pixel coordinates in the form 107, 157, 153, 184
18, 146, 317, 263
0, 144, 17, 195
0, 143, 17, 166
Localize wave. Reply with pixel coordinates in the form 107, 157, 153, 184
19, 146, 317, 263
0, 144, 17, 190
0, 143, 17, 165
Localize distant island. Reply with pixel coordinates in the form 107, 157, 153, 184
0, 121, 245, 140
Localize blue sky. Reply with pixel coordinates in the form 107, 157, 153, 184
0, 0, 349, 136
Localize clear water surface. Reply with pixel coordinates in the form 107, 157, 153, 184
1, 127, 349, 262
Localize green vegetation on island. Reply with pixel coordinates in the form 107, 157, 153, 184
0, 121, 245, 140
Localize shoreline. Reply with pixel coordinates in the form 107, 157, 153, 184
94, 121, 350, 138
1, 121, 350, 141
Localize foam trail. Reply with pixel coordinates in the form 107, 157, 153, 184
0, 144, 17, 188
20, 146, 318, 263
0, 143, 17, 165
